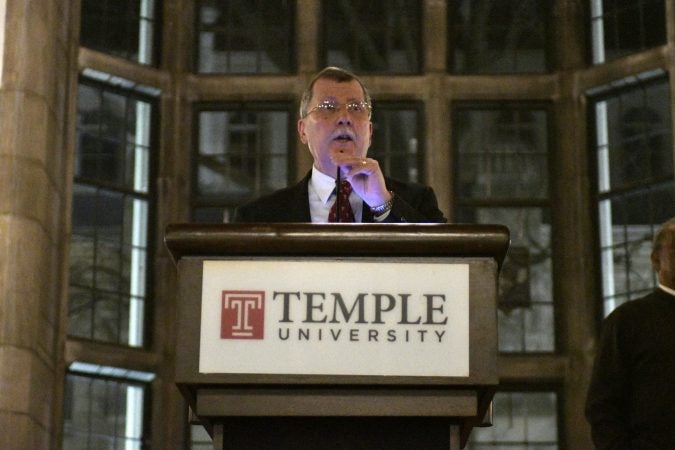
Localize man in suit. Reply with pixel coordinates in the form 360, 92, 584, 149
585, 217, 675, 449
234, 66, 446, 223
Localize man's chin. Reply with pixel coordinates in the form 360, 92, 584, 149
330, 145, 356, 156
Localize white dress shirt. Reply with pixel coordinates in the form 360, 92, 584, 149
308, 166, 364, 223
658, 283, 675, 297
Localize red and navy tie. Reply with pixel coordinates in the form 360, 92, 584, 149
328, 180, 355, 222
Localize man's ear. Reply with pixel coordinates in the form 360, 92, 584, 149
651, 249, 661, 272
297, 119, 307, 144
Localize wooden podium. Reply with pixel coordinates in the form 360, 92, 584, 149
165, 223, 509, 449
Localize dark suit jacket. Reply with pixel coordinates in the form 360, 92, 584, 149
585, 288, 675, 450
233, 171, 447, 223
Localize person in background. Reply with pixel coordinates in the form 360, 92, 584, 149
585, 217, 675, 449
234, 66, 446, 223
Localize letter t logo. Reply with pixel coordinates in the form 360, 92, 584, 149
221, 291, 265, 339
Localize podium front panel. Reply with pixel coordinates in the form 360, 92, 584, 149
175, 255, 498, 387
165, 223, 509, 448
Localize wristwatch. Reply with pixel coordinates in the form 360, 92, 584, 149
370, 191, 395, 216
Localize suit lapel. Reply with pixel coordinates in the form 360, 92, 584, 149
286, 171, 312, 222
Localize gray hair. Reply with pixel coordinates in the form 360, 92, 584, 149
298, 66, 372, 118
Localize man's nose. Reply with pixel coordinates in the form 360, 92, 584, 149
336, 107, 353, 125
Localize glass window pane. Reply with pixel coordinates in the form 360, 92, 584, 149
196, 0, 295, 74
590, 0, 666, 64
454, 105, 553, 353
93, 292, 121, 342
458, 207, 555, 352
63, 371, 149, 450
194, 104, 293, 222
450, 0, 550, 74
602, 83, 673, 190
468, 391, 559, 449
591, 76, 674, 316
69, 186, 150, 346
190, 424, 212, 449
524, 304, 556, 352
70, 78, 154, 347
68, 286, 94, 339
76, 82, 153, 193
370, 103, 422, 183
322, 0, 422, 73
455, 108, 549, 200
597, 184, 673, 313
80, 0, 158, 65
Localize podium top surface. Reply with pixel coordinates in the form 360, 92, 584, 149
164, 223, 509, 266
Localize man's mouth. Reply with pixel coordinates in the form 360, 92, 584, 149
333, 132, 354, 143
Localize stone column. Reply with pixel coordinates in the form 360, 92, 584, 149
0, 0, 76, 448
551, 0, 596, 448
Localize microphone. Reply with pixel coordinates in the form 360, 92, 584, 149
335, 166, 341, 223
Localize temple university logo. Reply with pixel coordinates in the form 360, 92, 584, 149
220, 291, 265, 339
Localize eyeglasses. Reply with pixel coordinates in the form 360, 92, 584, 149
304, 100, 372, 120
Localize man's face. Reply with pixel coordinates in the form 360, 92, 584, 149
652, 225, 675, 289
297, 78, 372, 177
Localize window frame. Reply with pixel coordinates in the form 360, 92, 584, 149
79, 0, 162, 66
193, 0, 297, 75
319, 0, 424, 74
63, 367, 154, 449
452, 100, 559, 354
369, 100, 426, 184
70, 74, 159, 349
190, 100, 297, 222
447, 0, 553, 75
587, 73, 674, 319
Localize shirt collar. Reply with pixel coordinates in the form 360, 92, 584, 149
310, 166, 338, 206
658, 283, 675, 297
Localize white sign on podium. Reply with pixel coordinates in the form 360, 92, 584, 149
200, 259, 470, 377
